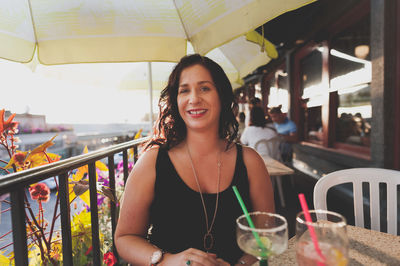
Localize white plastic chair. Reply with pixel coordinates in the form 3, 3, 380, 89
313, 168, 400, 235
254, 136, 281, 161
255, 137, 287, 207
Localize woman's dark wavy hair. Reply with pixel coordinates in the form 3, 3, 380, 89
145, 54, 239, 150
250, 106, 267, 128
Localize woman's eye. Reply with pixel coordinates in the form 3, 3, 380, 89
179, 88, 189, 94
200, 86, 210, 92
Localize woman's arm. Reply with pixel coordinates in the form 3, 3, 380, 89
242, 146, 275, 212
115, 147, 220, 266
114, 147, 160, 265
234, 146, 276, 265
279, 131, 297, 143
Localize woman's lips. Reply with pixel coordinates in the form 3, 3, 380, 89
187, 109, 207, 118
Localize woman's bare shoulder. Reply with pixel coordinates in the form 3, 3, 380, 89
241, 145, 266, 169
125, 145, 160, 185
241, 145, 262, 159
135, 145, 160, 166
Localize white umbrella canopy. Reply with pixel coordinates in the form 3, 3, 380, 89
117, 40, 266, 92
1, 0, 316, 126
1, 0, 315, 65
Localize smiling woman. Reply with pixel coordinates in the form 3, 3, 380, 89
114, 54, 275, 266
177, 65, 221, 134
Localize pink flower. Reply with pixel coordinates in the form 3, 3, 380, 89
103, 251, 117, 266
29, 183, 50, 202
14, 152, 26, 165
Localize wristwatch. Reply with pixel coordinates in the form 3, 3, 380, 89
150, 249, 164, 265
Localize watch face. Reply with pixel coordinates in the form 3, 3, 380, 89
151, 250, 162, 263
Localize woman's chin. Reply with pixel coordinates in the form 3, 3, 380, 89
186, 122, 217, 132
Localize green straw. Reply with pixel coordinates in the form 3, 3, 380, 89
232, 186, 269, 265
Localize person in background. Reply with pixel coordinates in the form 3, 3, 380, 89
269, 105, 297, 163
249, 97, 262, 109
241, 106, 279, 159
237, 111, 246, 136
115, 54, 274, 266
245, 97, 262, 126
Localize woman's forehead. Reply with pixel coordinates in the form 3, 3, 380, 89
179, 64, 212, 83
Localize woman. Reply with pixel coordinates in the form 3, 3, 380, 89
115, 54, 274, 266
240, 106, 280, 159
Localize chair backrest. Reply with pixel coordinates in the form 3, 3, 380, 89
254, 136, 281, 160
313, 168, 400, 235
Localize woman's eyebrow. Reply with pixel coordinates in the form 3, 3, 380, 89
198, 81, 214, 86
179, 80, 214, 87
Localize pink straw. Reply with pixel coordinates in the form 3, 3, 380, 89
298, 194, 326, 265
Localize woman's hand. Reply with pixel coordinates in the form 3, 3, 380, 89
160, 248, 219, 266
216, 258, 230, 266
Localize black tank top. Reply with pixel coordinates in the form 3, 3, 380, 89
149, 144, 252, 264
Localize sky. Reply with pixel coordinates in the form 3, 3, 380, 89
0, 57, 177, 124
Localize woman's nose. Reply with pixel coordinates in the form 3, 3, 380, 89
188, 90, 200, 104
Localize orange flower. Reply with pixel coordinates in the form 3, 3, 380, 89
0, 109, 18, 133
29, 183, 51, 202
4, 151, 60, 171
103, 252, 117, 266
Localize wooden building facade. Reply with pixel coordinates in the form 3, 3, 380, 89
238, 0, 400, 178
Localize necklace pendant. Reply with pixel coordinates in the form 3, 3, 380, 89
203, 232, 214, 251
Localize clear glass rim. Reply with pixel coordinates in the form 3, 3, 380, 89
296, 209, 347, 228
236, 211, 288, 233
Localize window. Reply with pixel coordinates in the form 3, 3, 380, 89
292, 9, 370, 158
300, 48, 325, 143
267, 65, 290, 113
330, 15, 371, 148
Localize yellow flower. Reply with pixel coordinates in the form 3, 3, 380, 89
68, 146, 108, 206
4, 151, 28, 169
4, 135, 60, 171
0, 250, 14, 266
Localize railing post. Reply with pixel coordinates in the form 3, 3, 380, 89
58, 173, 73, 264
108, 155, 119, 263
11, 187, 28, 266
133, 146, 139, 164
122, 150, 129, 183
88, 162, 101, 265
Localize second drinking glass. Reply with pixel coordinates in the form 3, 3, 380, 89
296, 209, 349, 266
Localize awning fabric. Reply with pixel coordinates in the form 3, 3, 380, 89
0, 0, 315, 65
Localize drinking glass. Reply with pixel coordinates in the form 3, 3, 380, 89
296, 210, 349, 266
236, 211, 288, 265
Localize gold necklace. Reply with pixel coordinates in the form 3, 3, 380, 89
187, 144, 221, 252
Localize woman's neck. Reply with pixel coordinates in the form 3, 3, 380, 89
185, 131, 223, 156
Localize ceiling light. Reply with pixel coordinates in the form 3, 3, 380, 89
354, 45, 370, 59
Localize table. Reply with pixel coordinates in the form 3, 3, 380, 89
262, 156, 294, 207
263, 156, 294, 176
268, 225, 400, 265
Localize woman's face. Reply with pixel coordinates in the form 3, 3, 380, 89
177, 64, 221, 133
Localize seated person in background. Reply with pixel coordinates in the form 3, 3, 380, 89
241, 106, 279, 159
265, 108, 275, 129
269, 105, 297, 163
245, 97, 262, 126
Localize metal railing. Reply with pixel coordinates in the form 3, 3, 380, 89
0, 137, 148, 265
